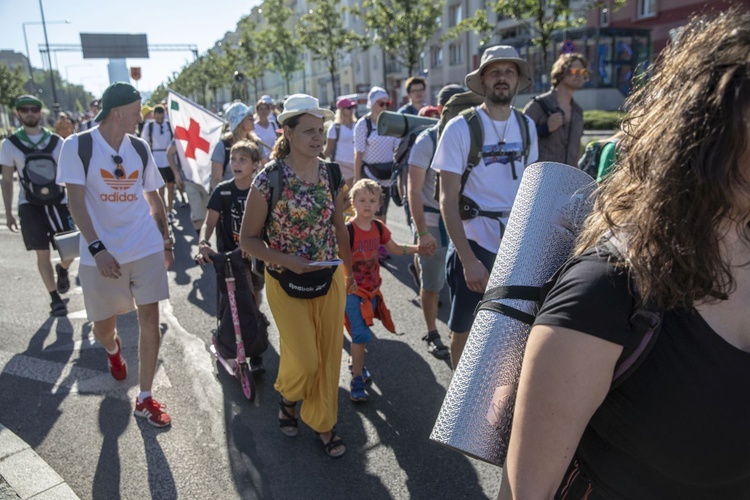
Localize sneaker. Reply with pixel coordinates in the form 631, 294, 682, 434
55, 264, 70, 294
50, 298, 67, 317
347, 356, 371, 384
134, 396, 172, 428
250, 356, 266, 376
349, 376, 367, 403
106, 336, 128, 381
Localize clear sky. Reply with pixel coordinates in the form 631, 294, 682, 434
0, 0, 260, 97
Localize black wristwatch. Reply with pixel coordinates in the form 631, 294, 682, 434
88, 240, 106, 257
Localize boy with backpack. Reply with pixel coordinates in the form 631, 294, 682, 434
345, 179, 434, 402
432, 46, 538, 370
196, 140, 267, 374
0, 94, 74, 316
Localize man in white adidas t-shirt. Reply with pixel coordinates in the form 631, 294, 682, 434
432, 46, 538, 369
57, 82, 174, 428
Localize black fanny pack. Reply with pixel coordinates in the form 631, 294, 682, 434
268, 266, 336, 299
363, 162, 394, 181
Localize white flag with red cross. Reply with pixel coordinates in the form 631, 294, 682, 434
167, 90, 225, 192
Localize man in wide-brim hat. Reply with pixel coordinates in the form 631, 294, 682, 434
432, 45, 539, 369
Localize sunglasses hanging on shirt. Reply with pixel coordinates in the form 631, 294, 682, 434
112, 155, 125, 179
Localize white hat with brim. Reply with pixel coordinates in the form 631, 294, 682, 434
277, 94, 334, 126
465, 45, 533, 95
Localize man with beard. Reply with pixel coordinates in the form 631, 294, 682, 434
1, 95, 74, 316
524, 53, 587, 165
432, 46, 538, 369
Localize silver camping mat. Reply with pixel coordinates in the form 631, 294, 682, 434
429, 161, 595, 466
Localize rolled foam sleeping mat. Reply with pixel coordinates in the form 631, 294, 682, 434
429, 161, 596, 466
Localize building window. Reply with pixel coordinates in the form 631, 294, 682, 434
431, 46, 443, 68
449, 43, 463, 65
638, 0, 656, 18
448, 4, 463, 27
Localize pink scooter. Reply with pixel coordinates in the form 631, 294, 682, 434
209, 253, 255, 402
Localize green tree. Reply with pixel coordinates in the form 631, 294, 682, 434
235, 15, 270, 104
352, 0, 444, 77
260, 0, 302, 96
299, 0, 364, 99
0, 64, 28, 109
449, 1, 624, 70
203, 50, 230, 110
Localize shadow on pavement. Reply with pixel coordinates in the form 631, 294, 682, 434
92, 395, 131, 500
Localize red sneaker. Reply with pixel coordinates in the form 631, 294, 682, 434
106, 336, 128, 381
134, 397, 172, 428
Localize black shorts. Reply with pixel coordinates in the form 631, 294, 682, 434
19, 203, 73, 251
158, 166, 175, 184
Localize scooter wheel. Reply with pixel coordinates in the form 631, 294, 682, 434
240, 363, 256, 402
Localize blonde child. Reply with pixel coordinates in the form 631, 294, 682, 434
345, 179, 435, 402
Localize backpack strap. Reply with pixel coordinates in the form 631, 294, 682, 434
460, 107, 484, 196
222, 138, 232, 173
513, 108, 530, 164
365, 114, 374, 141
261, 159, 284, 242
531, 96, 555, 117
77, 130, 94, 178
148, 121, 153, 146
347, 218, 383, 250
40, 134, 60, 154
127, 135, 149, 172
325, 161, 342, 203
6, 134, 34, 155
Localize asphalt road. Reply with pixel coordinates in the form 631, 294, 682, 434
0, 194, 501, 500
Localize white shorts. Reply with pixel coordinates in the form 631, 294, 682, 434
79, 251, 169, 322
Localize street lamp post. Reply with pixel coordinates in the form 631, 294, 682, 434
22, 18, 69, 95
38, 0, 59, 112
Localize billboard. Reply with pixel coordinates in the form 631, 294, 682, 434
80, 33, 149, 59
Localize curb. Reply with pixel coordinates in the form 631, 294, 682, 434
0, 424, 79, 500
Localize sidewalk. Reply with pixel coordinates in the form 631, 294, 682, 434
0, 424, 79, 500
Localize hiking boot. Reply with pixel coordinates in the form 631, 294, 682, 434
423, 331, 450, 360
250, 356, 266, 376
107, 336, 128, 381
347, 356, 371, 384
55, 264, 70, 294
50, 298, 67, 317
349, 376, 367, 403
134, 396, 171, 428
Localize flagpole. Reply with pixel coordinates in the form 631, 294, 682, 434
168, 89, 226, 123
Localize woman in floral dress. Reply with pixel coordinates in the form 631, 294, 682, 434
240, 94, 356, 459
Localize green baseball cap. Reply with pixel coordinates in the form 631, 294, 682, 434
14, 94, 43, 110
95, 82, 141, 122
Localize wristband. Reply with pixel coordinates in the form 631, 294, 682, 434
88, 240, 106, 257
200, 239, 212, 248
402, 244, 407, 256
417, 229, 429, 237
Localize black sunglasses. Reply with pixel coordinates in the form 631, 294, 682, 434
112, 155, 125, 179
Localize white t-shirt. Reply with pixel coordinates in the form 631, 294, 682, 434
140, 120, 173, 167
57, 129, 165, 266
254, 120, 277, 158
432, 107, 538, 253
0, 130, 65, 206
326, 122, 355, 165
353, 115, 401, 164
408, 128, 440, 227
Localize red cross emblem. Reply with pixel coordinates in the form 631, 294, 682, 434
174, 118, 210, 159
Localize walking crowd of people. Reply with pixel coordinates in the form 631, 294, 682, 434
2, 9, 750, 496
